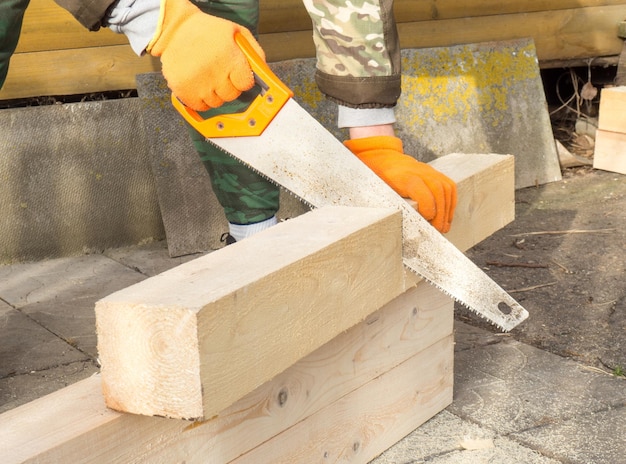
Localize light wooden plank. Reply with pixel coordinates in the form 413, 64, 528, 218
2, 4, 623, 100
0, 46, 160, 100
0, 145, 514, 462
18, 0, 626, 52
0, 279, 452, 464
598, 86, 626, 133
233, 335, 454, 464
593, 129, 626, 174
16, 0, 128, 54
399, 5, 625, 62
259, 0, 626, 34
393, 0, 626, 23
96, 206, 405, 421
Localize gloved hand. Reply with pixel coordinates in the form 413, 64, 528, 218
344, 135, 457, 233
146, 0, 265, 111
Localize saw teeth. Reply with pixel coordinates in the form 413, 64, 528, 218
214, 137, 515, 333
206, 117, 528, 333
405, 265, 510, 332
210, 141, 316, 210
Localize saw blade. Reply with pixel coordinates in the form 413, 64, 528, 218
206, 99, 528, 331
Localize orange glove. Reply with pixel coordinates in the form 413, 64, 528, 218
146, 0, 265, 111
344, 136, 457, 233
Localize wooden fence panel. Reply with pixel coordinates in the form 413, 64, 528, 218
1, 0, 624, 100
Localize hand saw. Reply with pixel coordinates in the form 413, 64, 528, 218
172, 33, 529, 331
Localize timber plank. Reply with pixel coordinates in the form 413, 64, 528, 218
16, 0, 127, 54
593, 129, 626, 174
96, 206, 404, 421
0, 46, 160, 100
598, 86, 626, 133
392, 0, 626, 24
429, 154, 515, 252
0, 145, 514, 462
233, 336, 454, 464
17, 0, 626, 51
0, 280, 451, 464
399, 5, 625, 62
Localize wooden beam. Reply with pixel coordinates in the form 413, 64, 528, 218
16, 0, 626, 52
1, 280, 452, 464
594, 86, 626, 174
430, 154, 515, 253
96, 206, 404, 421
232, 336, 453, 463
593, 129, 626, 174
598, 86, 626, 134
0, 151, 514, 462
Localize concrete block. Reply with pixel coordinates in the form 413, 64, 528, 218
273, 39, 561, 189
0, 99, 165, 263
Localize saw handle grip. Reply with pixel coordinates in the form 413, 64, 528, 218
171, 32, 293, 138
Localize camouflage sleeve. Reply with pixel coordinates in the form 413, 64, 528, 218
302, 0, 402, 108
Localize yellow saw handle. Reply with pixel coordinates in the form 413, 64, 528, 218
171, 32, 293, 138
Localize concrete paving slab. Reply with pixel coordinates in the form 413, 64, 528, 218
511, 408, 626, 464
1, 243, 624, 462
442, 322, 626, 463
0, 361, 97, 414
104, 240, 205, 277
0, 254, 145, 308
0, 302, 87, 378
0, 254, 147, 357
371, 411, 560, 464
450, 331, 626, 435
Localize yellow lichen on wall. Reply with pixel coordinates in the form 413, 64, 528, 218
400, 41, 539, 127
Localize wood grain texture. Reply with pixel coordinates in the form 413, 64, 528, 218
96, 206, 404, 420
0, 46, 160, 99
593, 129, 626, 174
1, 280, 452, 464
233, 336, 454, 464
598, 86, 626, 133
430, 154, 515, 252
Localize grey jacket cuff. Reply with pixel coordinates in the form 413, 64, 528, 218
337, 106, 396, 129
105, 0, 161, 55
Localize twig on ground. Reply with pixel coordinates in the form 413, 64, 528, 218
508, 282, 558, 293
486, 261, 548, 269
551, 259, 572, 274
510, 228, 615, 237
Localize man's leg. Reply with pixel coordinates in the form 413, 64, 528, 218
188, 0, 280, 242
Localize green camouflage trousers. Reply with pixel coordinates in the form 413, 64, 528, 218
190, 0, 400, 225
190, 0, 280, 225
0, 0, 30, 89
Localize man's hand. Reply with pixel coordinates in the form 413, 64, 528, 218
147, 0, 265, 111
344, 135, 457, 233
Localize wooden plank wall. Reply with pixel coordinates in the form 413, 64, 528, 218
1, 0, 625, 100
